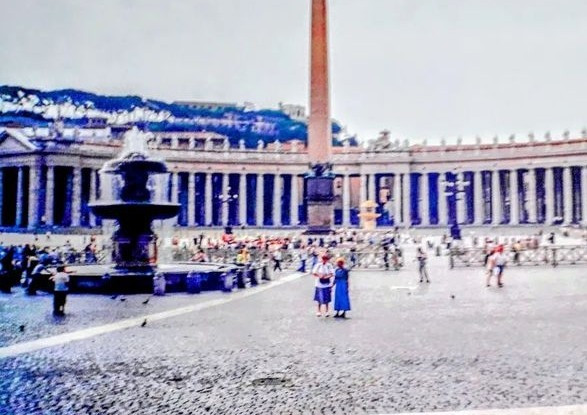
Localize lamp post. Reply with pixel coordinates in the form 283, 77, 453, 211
440, 169, 470, 240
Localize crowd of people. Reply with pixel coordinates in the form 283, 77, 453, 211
1, 227, 581, 319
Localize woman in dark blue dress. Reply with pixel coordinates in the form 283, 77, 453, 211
333, 258, 351, 318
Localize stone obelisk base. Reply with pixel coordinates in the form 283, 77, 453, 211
305, 176, 335, 235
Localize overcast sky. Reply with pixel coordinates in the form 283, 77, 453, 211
1, 0, 587, 143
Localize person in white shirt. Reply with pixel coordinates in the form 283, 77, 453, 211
272, 248, 283, 272
312, 255, 334, 317
50, 265, 71, 316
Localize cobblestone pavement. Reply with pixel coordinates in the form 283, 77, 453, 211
0, 252, 586, 415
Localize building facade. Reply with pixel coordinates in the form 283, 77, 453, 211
1, 126, 587, 230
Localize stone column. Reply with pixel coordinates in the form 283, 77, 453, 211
368, 174, 376, 202
544, 167, 554, 225
402, 173, 411, 227
456, 172, 466, 225
15, 167, 24, 227
89, 169, 96, 227
527, 169, 537, 223
563, 166, 573, 224
28, 164, 40, 229
437, 172, 447, 226
172, 172, 180, 225
582, 166, 587, 226
510, 169, 519, 225
359, 174, 367, 206
0, 168, 3, 226
256, 174, 264, 227
492, 170, 501, 225
239, 173, 247, 226
291, 175, 299, 226
188, 173, 196, 227
342, 174, 350, 226
273, 174, 282, 227
221, 173, 229, 226
45, 166, 54, 226
172, 172, 179, 204
71, 167, 82, 227
474, 170, 484, 225
204, 173, 212, 226
394, 173, 403, 226
421, 173, 429, 226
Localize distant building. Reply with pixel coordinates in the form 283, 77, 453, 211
279, 103, 306, 121
173, 101, 242, 112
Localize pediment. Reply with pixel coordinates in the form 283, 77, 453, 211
0, 129, 37, 153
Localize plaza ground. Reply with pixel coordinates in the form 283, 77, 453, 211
0, 251, 585, 414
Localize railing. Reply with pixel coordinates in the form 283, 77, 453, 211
169, 246, 400, 271
449, 245, 587, 268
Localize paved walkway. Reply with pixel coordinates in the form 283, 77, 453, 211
0, 253, 586, 414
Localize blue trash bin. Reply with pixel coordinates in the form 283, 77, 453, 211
186, 271, 202, 294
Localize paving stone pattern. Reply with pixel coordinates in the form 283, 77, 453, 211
0, 252, 586, 415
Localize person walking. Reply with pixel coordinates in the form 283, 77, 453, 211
416, 247, 430, 283
50, 265, 70, 316
312, 255, 334, 317
333, 258, 351, 319
485, 247, 496, 287
272, 248, 283, 272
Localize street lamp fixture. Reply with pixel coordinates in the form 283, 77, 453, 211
440, 168, 471, 240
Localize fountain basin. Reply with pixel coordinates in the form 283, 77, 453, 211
36, 263, 240, 294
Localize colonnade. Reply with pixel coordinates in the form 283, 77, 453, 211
1, 164, 587, 229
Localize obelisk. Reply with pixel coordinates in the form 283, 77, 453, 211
306, 0, 335, 234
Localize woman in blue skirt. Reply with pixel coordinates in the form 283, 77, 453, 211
313, 254, 334, 317
333, 258, 351, 318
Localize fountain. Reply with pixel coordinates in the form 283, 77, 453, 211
65, 127, 237, 293
90, 127, 179, 271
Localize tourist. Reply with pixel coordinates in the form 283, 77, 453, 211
310, 246, 319, 270
0, 260, 11, 294
416, 247, 430, 283
382, 243, 390, 271
28, 258, 50, 295
192, 249, 209, 263
494, 245, 507, 287
272, 248, 283, 272
512, 240, 522, 265
333, 258, 351, 318
312, 254, 334, 317
485, 247, 497, 287
297, 246, 308, 273
50, 265, 70, 316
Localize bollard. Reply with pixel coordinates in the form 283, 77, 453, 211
153, 273, 166, 296
236, 267, 246, 289
262, 263, 272, 281
436, 245, 441, 257
249, 265, 259, 286
220, 272, 234, 292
